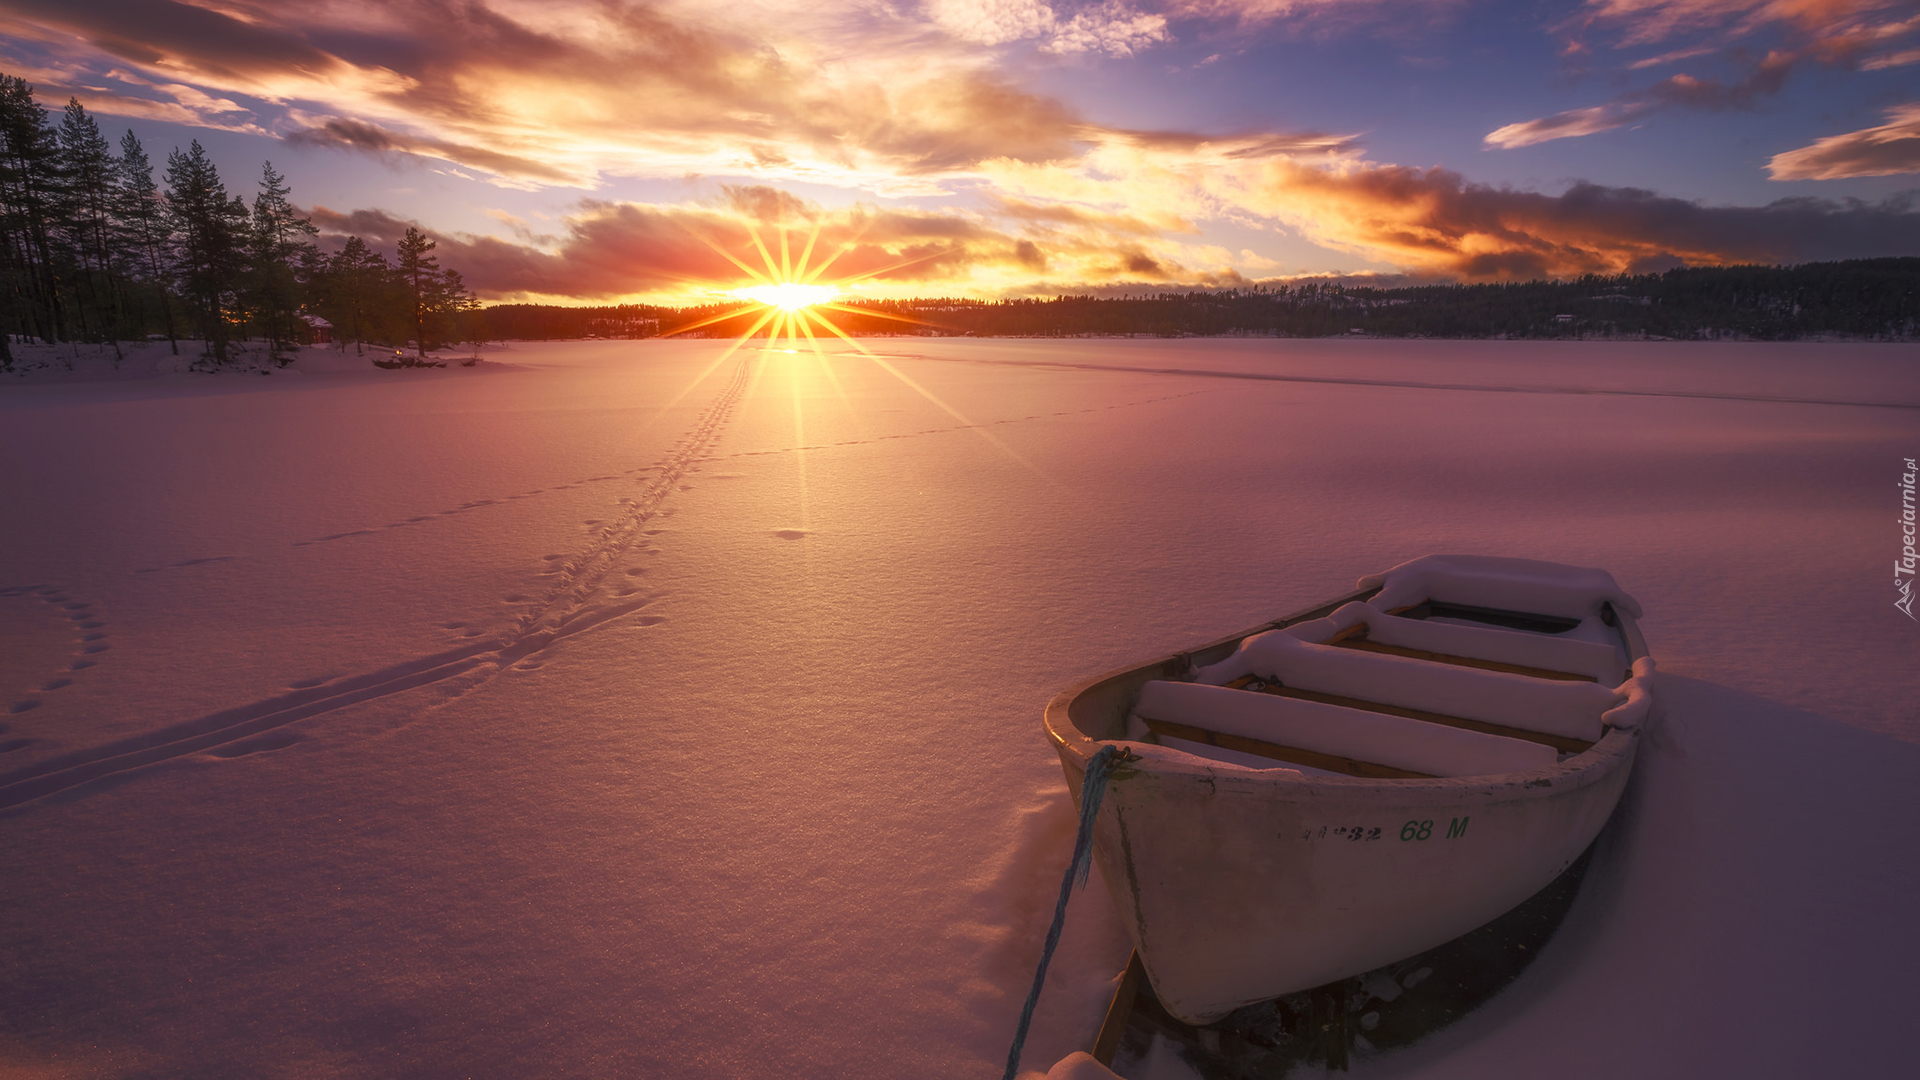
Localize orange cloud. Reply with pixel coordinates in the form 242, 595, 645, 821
1767, 103, 1920, 179
1246, 160, 1920, 277
309, 159, 1920, 305
309, 186, 1252, 303
0, 0, 1096, 189
924, 0, 1172, 56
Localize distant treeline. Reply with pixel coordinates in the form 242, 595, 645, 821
0, 73, 476, 370
648, 259, 1917, 342
481, 304, 662, 341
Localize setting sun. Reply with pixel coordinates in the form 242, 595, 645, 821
734, 282, 839, 311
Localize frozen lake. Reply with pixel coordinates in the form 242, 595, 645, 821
2, 337, 1916, 1078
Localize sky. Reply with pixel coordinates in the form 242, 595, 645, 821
2, 0, 1918, 303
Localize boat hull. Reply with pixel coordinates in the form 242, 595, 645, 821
1045, 589, 1645, 1026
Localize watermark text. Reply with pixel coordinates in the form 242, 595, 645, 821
1899, 457, 1916, 619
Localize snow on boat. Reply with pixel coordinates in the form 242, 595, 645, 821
1043, 555, 1655, 1027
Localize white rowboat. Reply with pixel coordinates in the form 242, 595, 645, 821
1043, 555, 1655, 1027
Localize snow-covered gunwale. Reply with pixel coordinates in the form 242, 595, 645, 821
1043, 555, 1655, 1029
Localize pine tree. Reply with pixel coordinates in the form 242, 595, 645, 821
0, 70, 489, 370
396, 225, 439, 361
0, 75, 66, 347
245, 161, 316, 363
324, 235, 388, 355
164, 140, 248, 362
55, 98, 122, 352
114, 130, 177, 353
428, 266, 479, 352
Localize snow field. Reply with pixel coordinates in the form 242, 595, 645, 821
0, 337, 1915, 1079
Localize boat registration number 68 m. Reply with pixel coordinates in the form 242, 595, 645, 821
1298, 817, 1471, 842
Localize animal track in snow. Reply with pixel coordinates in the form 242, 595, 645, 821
0, 358, 750, 812
0, 585, 108, 713
288, 468, 667, 548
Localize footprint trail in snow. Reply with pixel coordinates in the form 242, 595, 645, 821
0, 358, 750, 812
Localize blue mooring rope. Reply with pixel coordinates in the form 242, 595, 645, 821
1001, 744, 1129, 1080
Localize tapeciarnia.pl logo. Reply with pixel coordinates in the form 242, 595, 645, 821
1900, 457, 1917, 620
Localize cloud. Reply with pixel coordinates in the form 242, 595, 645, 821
0, 54, 272, 132
923, 0, 1171, 55
1486, 49, 1798, 148
0, 0, 1457, 194
925, 0, 1061, 45
1627, 45, 1717, 69
1245, 160, 1920, 277
1767, 103, 1920, 179
1862, 46, 1920, 69
1161, 0, 1440, 30
307, 150, 1920, 305
1485, 0, 1920, 151
14, 0, 1909, 295
1485, 103, 1656, 149
0, 0, 1103, 189
308, 186, 1250, 302
284, 116, 576, 185
1574, 0, 1917, 51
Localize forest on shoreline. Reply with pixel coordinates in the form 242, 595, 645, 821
0, 75, 474, 372
504, 258, 1918, 344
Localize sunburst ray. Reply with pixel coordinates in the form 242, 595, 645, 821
795, 308, 1046, 476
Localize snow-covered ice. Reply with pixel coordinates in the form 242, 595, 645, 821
1, 337, 1915, 1078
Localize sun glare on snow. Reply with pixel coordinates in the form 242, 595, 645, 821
652, 219, 1041, 516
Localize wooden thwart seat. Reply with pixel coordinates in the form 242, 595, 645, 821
1201, 624, 1617, 744
1225, 676, 1595, 755
1325, 624, 1596, 682
1133, 680, 1559, 779
1142, 717, 1434, 779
